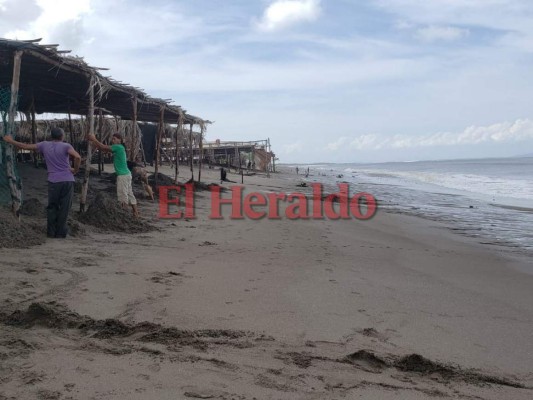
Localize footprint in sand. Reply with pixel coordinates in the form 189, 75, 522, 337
24, 268, 40, 275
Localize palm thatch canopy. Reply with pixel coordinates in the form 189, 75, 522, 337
0, 38, 206, 125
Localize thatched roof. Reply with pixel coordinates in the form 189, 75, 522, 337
0, 38, 207, 125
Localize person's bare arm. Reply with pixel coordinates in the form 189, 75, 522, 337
2, 135, 38, 151
87, 134, 112, 152
68, 147, 82, 174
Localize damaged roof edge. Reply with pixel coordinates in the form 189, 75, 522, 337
0, 38, 210, 125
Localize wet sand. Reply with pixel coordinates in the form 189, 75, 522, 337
0, 163, 532, 399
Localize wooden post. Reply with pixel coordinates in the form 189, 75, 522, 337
267, 138, 271, 178
30, 98, 37, 168
252, 149, 255, 171
175, 111, 183, 183
139, 136, 147, 165
234, 145, 239, 173
270, 138, 276, 173
97, 109, 104, 175
67, 106, 74, 146
130, 96, 137, 161
80, 75, 95, 212
154, 107, 164, 187
189, 123, 194, 181
6, 50, 23, 215
197, 123, 204, 182
77, 115, 84, 153
114, 115, 120, 132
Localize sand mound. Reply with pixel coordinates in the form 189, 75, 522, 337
20, 197, 45, 217
0, 206, 45, 248
393, 353, 524, 388
148, 172, 175, 187
5, 302, 91, 329
26, 216, 86, 238
188, 180, 224, 192
336, 350, 525, 388
67, 218, 86, 237
395, 353, 446, 374
342, 350, 388, 372
77, 192, 155, 233
3, 302, 252, 348
147, 173, 224, 198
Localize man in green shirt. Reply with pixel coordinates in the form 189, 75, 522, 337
88, 133, 139, 217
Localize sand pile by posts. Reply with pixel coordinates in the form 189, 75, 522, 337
0, 206, 45, 248
148, 172, 176, 187
77, 192, 155, 233
20, 197, 46, 217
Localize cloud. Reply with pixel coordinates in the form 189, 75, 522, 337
373, 0, 523, 24
348, 134, 382, 150
35, 0, 90, 24
415, 25, 470, 42
374, 0, 533, 51
328, 119, 533, 151
282, 141, 304, 154
0, 0, 42, 34
257, 0, 321, 32
326, 136, 349, 151
2, 0, 91, 48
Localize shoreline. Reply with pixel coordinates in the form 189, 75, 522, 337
282, 164, 533, 261
0, 163, 532, 399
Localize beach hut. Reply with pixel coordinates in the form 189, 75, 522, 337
0, 38, 209, 214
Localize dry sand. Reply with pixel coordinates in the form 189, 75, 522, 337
0, 163, 532, 400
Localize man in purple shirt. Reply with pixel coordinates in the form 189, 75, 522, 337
4, 128, 81, 238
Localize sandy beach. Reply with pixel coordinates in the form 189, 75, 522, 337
1, 163, 532, 400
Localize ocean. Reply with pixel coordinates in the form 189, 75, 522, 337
288, 157, 533, 257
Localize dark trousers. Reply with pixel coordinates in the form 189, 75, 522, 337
47, 181, 74, 238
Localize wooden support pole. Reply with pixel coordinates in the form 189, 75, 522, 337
269, 138, 276, 173
197, 124, 204, 182
174, 111, 183, 184
267, 138, 271, 178
78, 115, 84, 153
80, 75, 95, 212
97, 109, 104, 175
6, 50, 23, 215
130, 96, 138, 161
30, 98, 37, 168
189, 123, 194, 182
154, 107, 164, 187
252, 149, 255, 171
67, 106, 74, 146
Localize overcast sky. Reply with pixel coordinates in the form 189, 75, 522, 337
2, 0, 533, 163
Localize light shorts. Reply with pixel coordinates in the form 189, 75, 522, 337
116, 174, 137, 205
